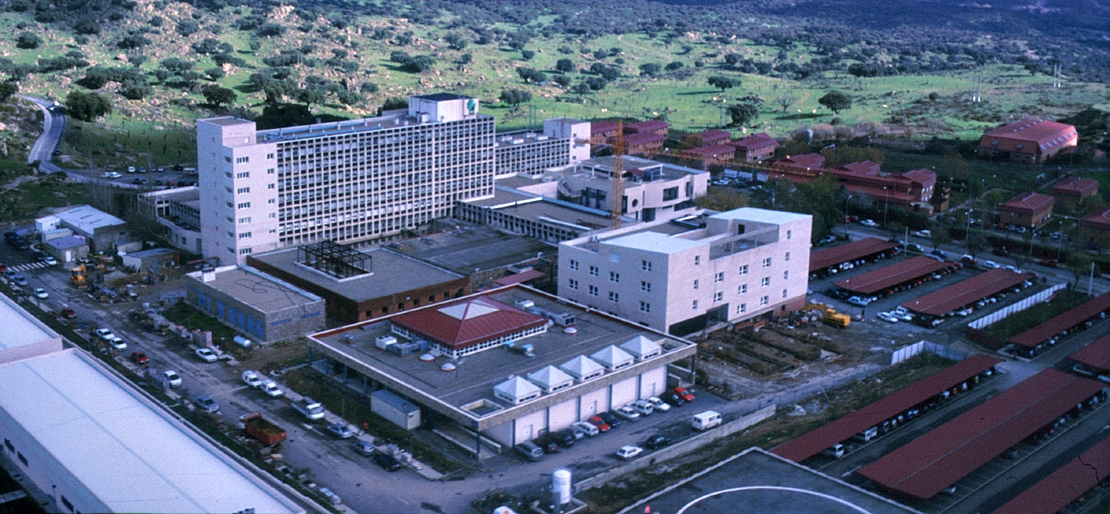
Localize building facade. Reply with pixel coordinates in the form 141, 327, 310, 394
555, 156, 709, 223
185, 265, 325, 342
137, 186, 203, 254
198, 94, 496, 265
493, 119, 589, 179
36, 205, 128, 254
1051, 177, 1099, 210
728, 133, 781, 162
977, 118, 1078, 163
1000, 191, 1055, 228
558, 208, 812, 335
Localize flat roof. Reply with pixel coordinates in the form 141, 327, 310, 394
187, 265, 323, 313
467, 188, 621, 230
1068, 333, 1110, 374
900, 269, 1036, 317
198, 116, 252, 127
54, 205, 126, 233
604, 231, 705, 254
993, 434, 1110, 514
710, 207, 810, 225
249, 246, 464, 303
0, 349, 302, 514
1009, 291, 1110, 348
809, 238, 898, 273
833, 256, 957, 295
858, 369, 1105, 500
307, 286, 696, 430
0, 294, 59, 353
625, 447, 917, 514
45, 235, 87, 250
393, 224, 553, 275
773, 354, 1002, 463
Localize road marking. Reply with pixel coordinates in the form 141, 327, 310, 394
842, 465, 862, 477
677, 485, 874, 514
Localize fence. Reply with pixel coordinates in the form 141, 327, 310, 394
968, 283, 1067, 329
891, 340, 967, 365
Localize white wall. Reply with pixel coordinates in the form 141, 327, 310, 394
578, 388, 609, 420
513, 410, 546, 445
639, 366, 667, 399
610, 376, 639, 409
547, 399, 578, 432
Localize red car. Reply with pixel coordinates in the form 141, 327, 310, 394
673, 387, 695, 402
0, 263, 7, 273
130, 351, 149, 365
1038, 259, 1058, 268
587, 415, 611, 433
60, 307, 77, 319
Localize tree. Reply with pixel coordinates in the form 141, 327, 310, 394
664, 61, 684, 72
119, 80, 151, 100
376, 97, 408, 115
499, 88, 532, 106
359, 82, 379, 94
707, 75, 741, 92
774, 94, 796, 113
516, 67, 547, 83
202, 85, 237, 106
443, 33, 468, 51
294, 88, 325, 107
192, 38, 233, 56
938, 153, 969, 182
336, 89, 362, 106
555, 58, 575, 73
639, 63, 661, 77
400, 55, 436, 73
695, 188, 749, 211
521, 50, 535, 61
390, 51, 411, 64
818, 91, 852, 115
205, 67, 226, 81
551, 75, 571, 88
65, 91, 112, 122
727, 103, 759, 126
929, 228, 951, 250
0, 81, 17, 104
1065, 252, 1094, 290
16, 32, 41, 49
176, 20, 200, 36
74, 19, 100, 35
966, 233, 987, 260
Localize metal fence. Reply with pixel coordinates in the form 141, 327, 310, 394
891, 340, 967, 365
968, 283, 1067, 329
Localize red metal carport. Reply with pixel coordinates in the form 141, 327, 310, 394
834, 256, 955, 295
809, 238, 898, 273
993, 435, 1110, 514
900, 269, 1035, 317
1069, 333, 1110, 375
1008, 292, 1110, 348
858, 369, 1105, 500
772, 354, 1002, 463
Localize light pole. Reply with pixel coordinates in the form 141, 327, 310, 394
966, 208, 973, 252
883, 187, 890, 226
844, 194, 853, 234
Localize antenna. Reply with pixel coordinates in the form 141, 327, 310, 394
610, 121, 626, 229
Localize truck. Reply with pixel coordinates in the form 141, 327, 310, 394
293, 397, 326, 420
240, 412, 287, 446
691, 410, 722, 431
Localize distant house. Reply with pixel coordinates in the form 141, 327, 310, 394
1080, 206, 1110, 248
1000, 192, 1055, 228
728, 133, 781, 162
770, 153, 826, 181
682, 129, 732, 148
679, 144, 735, 164
590, 121, 621, 144
835, 164, 937, 216
978, 119, 1078, 163
1050, 177, 1099, 209
623, 120, 669, 136
616, 132, 666, 156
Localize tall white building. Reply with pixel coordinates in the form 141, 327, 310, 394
198, 93, 496, 265
493, 118, 590, 179
558, 208, 812, 335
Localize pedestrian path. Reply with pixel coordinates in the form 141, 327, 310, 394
6, 262, 51, 272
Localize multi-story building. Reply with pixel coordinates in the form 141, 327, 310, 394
493, 119, 590, 179
1000, 191, 1055, 228
978, 118, 1078, 163
137, 186, 203, 254
728, 133, 781, 162
558, 207, 812, 335
1051, 177, 1099, 210
552, 155, 708, 223
198, 94, 496, 265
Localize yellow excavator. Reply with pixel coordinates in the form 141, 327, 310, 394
70, 264, 87, 287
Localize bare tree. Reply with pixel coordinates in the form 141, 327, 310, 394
775, 94, 796, 113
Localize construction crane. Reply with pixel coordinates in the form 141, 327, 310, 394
610, 121, 625, 229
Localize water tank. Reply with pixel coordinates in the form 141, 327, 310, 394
553, 468, 572, 505
233, 335, 252, 348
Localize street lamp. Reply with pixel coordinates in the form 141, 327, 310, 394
883, 187, 890, 226
844, 194, 853, 234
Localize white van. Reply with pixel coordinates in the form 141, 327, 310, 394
853, 426, 878, 443
691, 410, 722, 431
823, 443, 845, 458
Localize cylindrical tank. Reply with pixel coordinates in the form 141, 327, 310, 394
553, 468, 572, 505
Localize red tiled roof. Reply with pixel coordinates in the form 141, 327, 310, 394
834, 256, 956, 295
1009, 292, 1110, 348
833, 161, 882, 176
901, 269, 1036, 317
1081, 206, 1110, 231
620, 132, 666, 146
692, 129, 732, 144
775, 153, 825, 169
391, 296, 548, 351
625, 120, 669, 133
728, 132, 780, 151
842, 183, 917, 205
1001, 191, 1054, 215
809, 237, 898, 272
979, 118, 1078, 154
994, 435, 1110, 514
1051, 177, 1099, 198
684, 144, 735, 158
897, 168, 937, 188
1069, 333, 1110, 374
591, 121, 620, 135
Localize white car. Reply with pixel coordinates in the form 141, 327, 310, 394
242, 370, 264, 388
162, 370, 183, 387
571, 421, 599, 437
614, 406, 641, 421
194, 348, 218, 363
645, 396, 671, 412
912, 229, 932, 238
260, 379, 284, 397
893, 307, 914, 321
860, 219, 879, 228
101, 171, 122, 179
630, 399, 655, 416
877, 312, 900, 324
615, 445, 643, 460
95, 328, 117, 342
42, 256, 57, 266
981, 260, 1000, 269
110, 338, 127, 351
33, 288, 49, 299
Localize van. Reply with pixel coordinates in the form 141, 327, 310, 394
691, 410, 722, 431
854, 426, 878, 443
515, 441, 543, 462
823, 443, 845, 458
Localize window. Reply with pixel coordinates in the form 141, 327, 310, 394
609, 271, 620, 283
266, 153, 275, 159
693, 279, 699, 290
783, 270, 789, 280
227, 231, 234, 238
695, 255, 701, 265
715, 272, 724, 282
783, 289, 789, 298
237, 187, 250, 194
762, 257, 772, 267
737, 303, 747, 314
268, 198, 275, 204
663, 187, 679, 201
787, 229, 792, 240
738, 284, 748, 294
267, 168, 275, 174
785, 252, 791, 262
4, 438, 13, 452
760, 296, 769, 306
237, 202, 251, 209
692, 300, 699, 310
224, 156, 231, 163
609, 291, 619, 302
225, 186, 233, 193
641, 260, 653, 271
640, 301, 651, 313
589, 265, 599, 277
739, 264, 749, 275
17, 452, 26, 466
714, 291, 723, 302
225, 172, 232, 178
236, 171, 250, 179
761, 277, 770, 286
239, 232, 252, 239
569, 260, 579, 271
236, 156, 249, 163
268, 183, 276, 189
239, 247, 252, 255
238, 217, 251, 224
588, 285, 598, 296
568, 279, 579, 290
641, 281, 651, 292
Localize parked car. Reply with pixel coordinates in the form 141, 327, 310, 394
614, 406, 641, 422
673, 387, 696, 402
615, 445, 643, 460
353, 440, 376, 456
817, 235, 837, 246
571, 421, 599, 437
515, 441, 543, 462
60, 307, 77, 319
597, 411, 622, 429
162, 370, 182, 387
644, 435, 672, 450
550, 428, 577, 447
195, 395, 219, 413
42, 255, 57, 266
661, 392, 686, 407
325, 423, 354, 439
912, 229, 932, 238
260, 379, 284, 397
586, 415, 611, 433
1038, 259, 1058, 268
877, 312, 900, 323
981, 260, 1000, 270
893, 306, 914, 321
372, 452, 402, 471
533, 434, 560, 454
992, 248, 1010, 257
33, 288, 49, 299
194, 348, 218, 362
645, 396, 671, 412
630, 399, 655, 416
110, 338, 127, 351
129, 351, 149, 365
847, 296, 871, 307
860, 219, 879, 228
242, 370, 264, 388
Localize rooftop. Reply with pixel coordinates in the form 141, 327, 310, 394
901, 269, 1036, 317
1069, 333, 1110, 374
186, 265, 323, 314
982, 118, 1077, 145
54, 205, 126, 233
1051, 177, 1099, 197
833, 256, 957, 295
465, 187, 625, 232
728, 132, 780, 150
248, 246, 464, 303
1001, 191, 1055, 213
0, 349, 302, 514
1009, 292, 1110, 348
254, 98, 489, 144
808, 237, 899, 273
1081, 206, 1110, 230
391, 295, 548, 350
0, 294, 60, 354
44, 235, 88, 250
392, 223, 553, 275
994, 433, 1110, 514
569, 155, 707, 181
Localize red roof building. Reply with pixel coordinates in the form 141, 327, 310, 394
1081, 207, 1110, 249
994, 436, 1110, 514
390, 296, 549, 358
978, 118, 1078, 163
1000, 191, 1055, 228
623, 120, 669, 136
770, 153, 826, 180
683, 129, 732, 148
614, 132, 665, 156
590, 121, 621, 144
835, 164, 937, 215
678, 144, 735, 163
1050, 177, 1099, 209
728, 133, 781, 162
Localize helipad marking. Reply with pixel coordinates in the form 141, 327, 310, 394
676, 485, 874, 514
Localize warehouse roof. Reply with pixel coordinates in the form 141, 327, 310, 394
1009, 291, 1110, 348
833, 256, 956, 295
0, 295, 61, 357
186, 265, 323, 314
900, 269, 1035, 317
858, 369, 1105, 499
0, 349, 301, 514
1068, 333, 1110, 375
773, 354, 1002, 463
993, 435, 1110, 514
54, 205, 125, 234
809, 238, 898, 273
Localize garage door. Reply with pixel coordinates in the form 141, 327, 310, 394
579, 388, 608, 420
610, 377, 638, 409
514, 410, 546, 445
548, 399, 577, 431
640, 366, 667, 399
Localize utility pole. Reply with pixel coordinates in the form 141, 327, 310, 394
1089, 261, 1096, 297
610, 122, 625, 229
